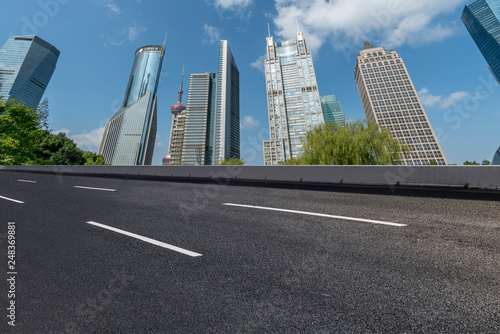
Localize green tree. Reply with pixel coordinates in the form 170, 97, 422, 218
463, 161, 480, 166
0, 99, 44, 165
281, 120, 410, 165
217, 157, 245, 165
482, 159, 491, 166
427, 160, 439, 165
33, 130, 85, 165
83, 151, 108, 165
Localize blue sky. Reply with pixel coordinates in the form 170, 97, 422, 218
1, 0, 499, 165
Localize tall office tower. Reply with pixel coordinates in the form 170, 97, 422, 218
99, 44, 165, 165
462, 0, 500, 84
167, 72, 217, 165
354, 42, 447, 165
263, 31, 323, 165
213, 40, 240, 164
183, 72, 217, 165
0, 35, 59, 108
320, 95, 345, 126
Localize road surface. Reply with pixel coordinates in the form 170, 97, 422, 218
1, 171, 499, 333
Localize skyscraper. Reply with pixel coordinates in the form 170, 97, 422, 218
166, 40, 239, 165
183, 73, 217, 165
0, 35, 59, 108
213, 40, 240, 164
99, 44, 165, 165
354, 42, 447, 166
493, 146, 500, 165
167, 72, 216, 165
462, 0, 500, 84
263, 31, 323, 165
320, 95, 345, 126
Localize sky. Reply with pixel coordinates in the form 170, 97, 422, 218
1, 0, 499, 165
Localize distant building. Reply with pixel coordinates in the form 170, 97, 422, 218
99, 44, 165, 165
320, 95, 345, 126
493, 146, 500, 165
462, 0, 500, 84
263, 30, 323, 165
0, 35, 59, 108
166, 40, 239, 165
214, 40, 240, 164
354, 42, 447, 165
167, 72, 216, 165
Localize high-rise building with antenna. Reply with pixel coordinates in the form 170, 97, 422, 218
263, 28, 323, 165
166, 68, 187, 165
165, 40, 238, 165
99, 42, 165, 165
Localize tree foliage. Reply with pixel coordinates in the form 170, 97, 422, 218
462, 160, 491, 166
281, 120, 410, 165
33, 131, 84, 165
33, 131, 108, 166
463, 161, 480, 166
1, 99, 107, 165
217, 157, 245, 165
83, 151, 107, 165
0, 99, 44, 165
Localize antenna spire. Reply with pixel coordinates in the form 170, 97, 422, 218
268, 23, 271, 38
163, 32, 168, 48
177, 66, 185, 104
296, 17, 300, 33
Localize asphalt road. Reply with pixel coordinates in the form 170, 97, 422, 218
1, 171, 499, 334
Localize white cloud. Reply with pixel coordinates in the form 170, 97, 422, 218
202, 24, 222, 45
97, 0, 123, 15
213, 0, 253, 10
251, 54, 266, 73
418, 88, 442, 108
71, 127, 106, 153
127, 23, 148, 42
273, 0, 463, 56
240, 116, 260, 129
418, 88, 470, 110
441, 91, 470, 109
102, 36, 124, 47
53, 128, 71, 135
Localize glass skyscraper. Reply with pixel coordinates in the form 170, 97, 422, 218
168, 72, 216, 165
214, 40, 240, 164
354, 42, 447, 165
0, 35, 59, 108
462, 0, 500, 84
99, 44, 165, 165
166, 40, 239, 165
320, 95, 345, 126
263, 31, 323, 165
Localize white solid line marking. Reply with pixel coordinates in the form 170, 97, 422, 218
74, 186, 116, 192
86, 221, 202, 257
18, 179, 37, 183
223, 203, 407, 227
0, 196, 25, 204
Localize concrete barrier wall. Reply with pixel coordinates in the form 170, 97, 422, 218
1, 165, 499, 191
